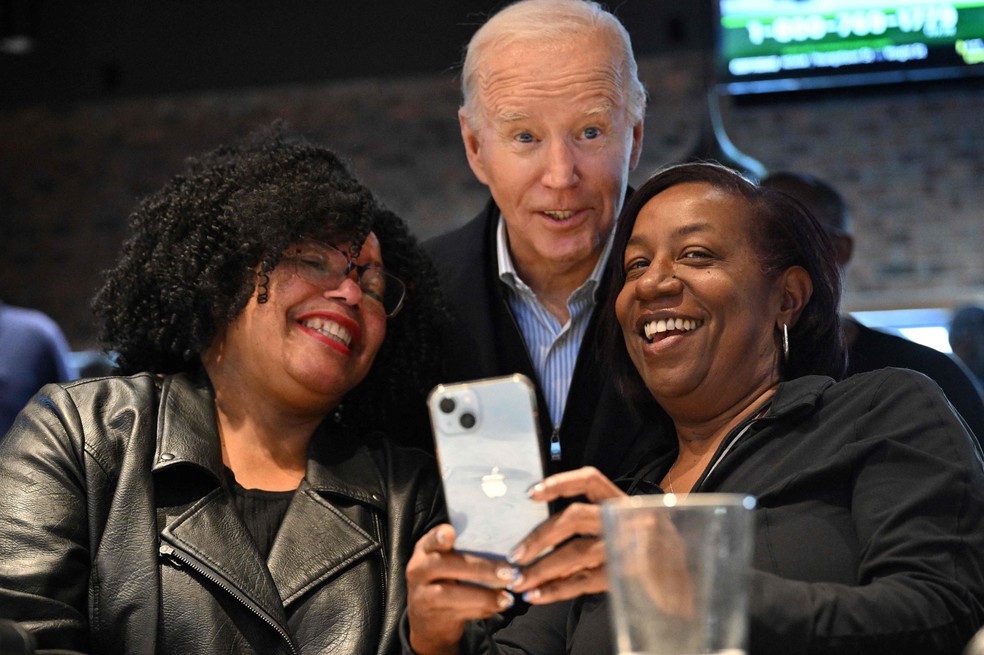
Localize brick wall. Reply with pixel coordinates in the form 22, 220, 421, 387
1, 52, 982, 349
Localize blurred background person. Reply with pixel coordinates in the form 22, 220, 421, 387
950, 305, 984, 387
0, 298, 77, 435
0, 126, 446, 654
762, 170, 984, 444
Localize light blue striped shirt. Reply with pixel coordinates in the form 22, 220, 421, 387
496, 217, 614, 441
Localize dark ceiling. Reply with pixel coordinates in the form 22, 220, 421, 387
0, 1, 712, 107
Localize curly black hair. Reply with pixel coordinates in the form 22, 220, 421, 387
600, 162, 847, 408
92, 123, 447, 439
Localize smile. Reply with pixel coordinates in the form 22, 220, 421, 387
643, 318, 703, 342
300, 316, 353, 348
543, 210, 576, 221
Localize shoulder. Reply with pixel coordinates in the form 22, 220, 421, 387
0, 305, 69, 350
2, 373, 163, 482
824, 366, 950, 408
361, 440, 445, 532
851, 323, 963, 377
823, 368, 978, 451
26, 373, 160, 420
423, 201, 495, 273
366, 440, 439, 485
777, 368, 965, 438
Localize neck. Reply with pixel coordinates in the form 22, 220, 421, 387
509, 249, 601, 325
662, 385, 777, 494
673, 383, 776, 444
214, 387, 327, 491
203, 355, 330, 491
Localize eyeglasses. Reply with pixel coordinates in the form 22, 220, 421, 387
284, 241, 407, 318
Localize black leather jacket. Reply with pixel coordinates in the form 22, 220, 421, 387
0, 372, 444, 654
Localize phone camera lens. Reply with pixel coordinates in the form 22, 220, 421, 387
439, 397, 456, 414
459, 412, 476, 429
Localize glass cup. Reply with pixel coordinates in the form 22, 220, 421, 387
601, 493, 756, 655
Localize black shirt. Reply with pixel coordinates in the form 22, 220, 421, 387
226, 468, 294, 559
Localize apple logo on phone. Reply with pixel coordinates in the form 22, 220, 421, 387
480, 467, 507, 498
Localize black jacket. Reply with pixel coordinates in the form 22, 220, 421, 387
0, 372, 444, 654
844, 315, 984, 444
424, 199, 669, 478
438, 369, 984, 655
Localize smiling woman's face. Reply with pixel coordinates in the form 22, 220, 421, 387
614, 182, 787, 419
205, 232, 388, 414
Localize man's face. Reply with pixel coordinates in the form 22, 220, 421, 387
459, 34, 643, 276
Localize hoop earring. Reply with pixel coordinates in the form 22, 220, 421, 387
256, 271, 270, 304
782, 323, 790, 362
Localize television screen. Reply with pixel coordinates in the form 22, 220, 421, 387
715, 1, 984, 96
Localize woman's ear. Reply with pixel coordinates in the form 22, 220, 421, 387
777, 266, 813, 329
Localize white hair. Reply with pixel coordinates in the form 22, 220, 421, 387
460, 0, 647, 129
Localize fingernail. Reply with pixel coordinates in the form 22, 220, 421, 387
498, 592, 515, 610
507, 545, 526, 564
496, 566, 519, 583
522, 588, 541, 603
436, 527, 450, 546
526, 482, 545, 497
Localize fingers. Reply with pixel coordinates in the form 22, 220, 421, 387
407, 524, 519, 654
509, 501, 602, 564
513, 536, 608, 601
522, 565, 608, 605
408, 579, 512, 655
528, 466, 626, 504
409, 524, 520, 590
495, 467, 623, 607
409, 576, 514, 624
507, 529, 609, 607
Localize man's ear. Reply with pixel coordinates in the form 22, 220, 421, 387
459, 109, 489, 186
628, 119, 644, 171
833, 234, 854, 270
777, 265, 813, 329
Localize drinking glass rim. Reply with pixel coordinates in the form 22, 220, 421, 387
601, 493, 756, 511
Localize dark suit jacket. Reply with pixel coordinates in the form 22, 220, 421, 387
424, 199, 669, 480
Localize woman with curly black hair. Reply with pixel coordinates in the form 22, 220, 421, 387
0, 126, 447, 654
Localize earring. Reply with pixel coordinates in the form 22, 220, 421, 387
782, 323, 790, 362
256, 271, 270, 304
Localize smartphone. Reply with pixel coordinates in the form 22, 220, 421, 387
428, 373, 550, 560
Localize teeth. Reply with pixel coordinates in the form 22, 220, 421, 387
544, 210, 574, 220
301, 317, 352, 347
643, 318, 703, 341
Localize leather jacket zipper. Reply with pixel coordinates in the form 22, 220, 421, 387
159, 543, 298, 655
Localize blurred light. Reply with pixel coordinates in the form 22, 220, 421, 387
898, 327, 953, 354
851, 308, 955, 354
1, 35, 34, 55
